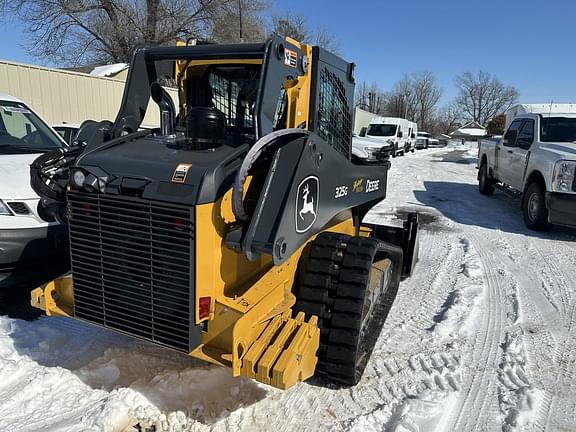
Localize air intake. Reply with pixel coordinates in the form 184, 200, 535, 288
67, 191, 195, 352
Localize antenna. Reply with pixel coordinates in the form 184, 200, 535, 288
543, 99, 553, 140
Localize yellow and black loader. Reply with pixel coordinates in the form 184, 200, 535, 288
30, 35, 419, 389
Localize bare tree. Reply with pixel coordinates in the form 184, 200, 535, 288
384, 71, 441, 129
9, 0, 267, 65
434, 101, 464, 135
208, 0, 268, 43
412, 71, 442, 130
354, 81, 387, 114
454, 70, 519, 126
270, 13, 340, 53
385, 75, 417, 120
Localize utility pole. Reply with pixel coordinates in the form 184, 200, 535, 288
238, 0, 244, 42
404, 95, 408, 119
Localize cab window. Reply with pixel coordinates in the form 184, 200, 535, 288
517, 119, 534, 149
503, 119, 523, 147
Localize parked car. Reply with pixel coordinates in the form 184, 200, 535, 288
52, 122, 81, 146
0, 92, 68, 290
53, 122, 159, 146
415, 131, 430, 149
477, 104, 576, 230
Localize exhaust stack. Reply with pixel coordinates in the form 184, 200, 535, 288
150, 82, 175, 136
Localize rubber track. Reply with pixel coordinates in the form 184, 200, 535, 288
294, 233, 381, 385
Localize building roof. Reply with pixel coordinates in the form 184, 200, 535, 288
89, 63, 129, 77
508, 103, 576, 116
62, 65, 95, 74
450, 121, 487, 137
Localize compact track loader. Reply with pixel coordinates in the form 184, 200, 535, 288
30, 36, 419, 389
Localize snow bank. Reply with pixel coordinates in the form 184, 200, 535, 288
0, 316, 267, 431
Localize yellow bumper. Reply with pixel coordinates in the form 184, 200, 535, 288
31, 275, 74, 317
240, 311, 319, 389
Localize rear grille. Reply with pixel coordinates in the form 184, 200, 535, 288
68, 191, 195, 352
7, 202, 30, 215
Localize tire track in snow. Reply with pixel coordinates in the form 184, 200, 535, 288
543, 278, 576, 432
478, 232, 575, 432
382, 229, 460, 342
477, 234, 559, 432
447, 232, 504, 432
527, 239, 574, 316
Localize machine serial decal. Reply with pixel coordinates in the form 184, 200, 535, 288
284, 48, 298, 68
353, 178, 364, 193
296, 176, 319, 233
171, 163, 192, 183
365, 179, 380, 193
335, 185, 348, 198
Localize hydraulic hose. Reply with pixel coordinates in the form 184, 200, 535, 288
232, 128, 310, 222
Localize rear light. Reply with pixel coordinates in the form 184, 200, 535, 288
199, 296, 212, 320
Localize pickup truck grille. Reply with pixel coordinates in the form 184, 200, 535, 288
67, 191, 195, 352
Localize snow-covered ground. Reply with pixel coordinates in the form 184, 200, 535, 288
1, 142, 575, 432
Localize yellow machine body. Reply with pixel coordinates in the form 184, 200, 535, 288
32, 37, 359, 389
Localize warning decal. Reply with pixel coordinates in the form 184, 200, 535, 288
284, 48, 298, 68
171, 163, 192, 183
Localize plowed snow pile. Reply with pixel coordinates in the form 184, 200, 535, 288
1, 143, 575, 432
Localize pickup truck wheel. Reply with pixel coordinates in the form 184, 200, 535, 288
522, 182, 552, 231
478, 162, 495, 195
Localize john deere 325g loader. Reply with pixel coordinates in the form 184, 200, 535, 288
30, 35, 419, 389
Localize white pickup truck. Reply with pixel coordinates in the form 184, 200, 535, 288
351, 133, 390, 164
477, 104, 576, 230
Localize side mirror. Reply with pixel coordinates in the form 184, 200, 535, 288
503, 129, 518, 146
359, 127, 367, 137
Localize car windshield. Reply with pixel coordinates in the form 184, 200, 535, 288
0, 102, 62, 153
367, 124, 397, 136
417, 132, 430, 138
540, 117, 576, 143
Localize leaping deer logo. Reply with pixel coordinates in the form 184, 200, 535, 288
296, 176, 319, 233
299, 184, 316, 220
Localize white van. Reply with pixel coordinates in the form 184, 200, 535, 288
365, 117, 414, 157
0, 93, 68, 290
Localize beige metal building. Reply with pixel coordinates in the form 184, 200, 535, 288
354, 107, 377, 134
0, 59, 175, 126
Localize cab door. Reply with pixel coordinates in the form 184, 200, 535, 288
495, 119, 522, 185
507, 119, 534, 189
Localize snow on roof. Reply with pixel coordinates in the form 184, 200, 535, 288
450, 121, 487, 136
89, 63, 129, 77
508, 103, 576, 116
454, 128, 487, 136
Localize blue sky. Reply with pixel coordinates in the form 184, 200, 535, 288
274, 0, 576, 104
1, 0, 575, 105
